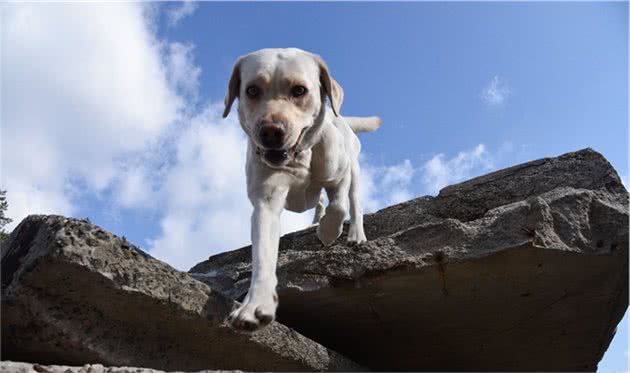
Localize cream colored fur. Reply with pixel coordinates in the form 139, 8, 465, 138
222, 48, 381, 332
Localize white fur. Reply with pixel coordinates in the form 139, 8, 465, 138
223, 48, 380, 332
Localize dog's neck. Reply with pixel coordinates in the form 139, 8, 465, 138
290, 104, 329, 155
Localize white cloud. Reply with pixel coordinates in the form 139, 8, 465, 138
2, 2, 513, 274
2, 2, 191, 229
481, 75, 510, 106
135, 140, 515, 269
114, 166, 155, 209
1, 1, 324, 271
3, 181, 76, 226
146, 108, 420, 270
421, 144, 495, 195
165, 1, 198, 28
360, 158, 415, 213
165, 42, 201, 103
146, 104, 312, 270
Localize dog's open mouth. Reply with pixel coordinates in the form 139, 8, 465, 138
263, 149, 289, 165
258, 126, 310, 166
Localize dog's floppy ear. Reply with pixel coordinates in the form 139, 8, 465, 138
223, 58, 242, 118
314, 55, 343, 116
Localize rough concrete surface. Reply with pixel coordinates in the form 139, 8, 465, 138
0, 361, 239, 373
190, 148, 629, 371
1, 216, 363, 372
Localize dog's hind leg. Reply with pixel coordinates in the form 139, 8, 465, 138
312, 191, 326, 224
317, 174, 350, 245
348, 159, 367, 243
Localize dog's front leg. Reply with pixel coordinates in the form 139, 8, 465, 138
228, 186, 287, 332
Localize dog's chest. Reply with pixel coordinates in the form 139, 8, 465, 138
292, 145, 347, 183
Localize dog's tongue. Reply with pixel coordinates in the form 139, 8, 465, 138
264, 149, 289, 165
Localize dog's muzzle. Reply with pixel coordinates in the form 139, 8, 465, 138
256, 126, 310, 166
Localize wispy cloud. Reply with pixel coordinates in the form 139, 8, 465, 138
165, 42, 201, 103
421, 144, 495, 195
360, 158, 415, 213
481, 75, 510, 106
145, 104, 314, 270
2, 2, 524, 273
3, 1, 413, 271
3, 2, 185, 228
147, 109, 419, 269
166, 1, 198, 28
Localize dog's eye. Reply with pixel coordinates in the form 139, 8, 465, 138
246, 86, 260, 98
291, 85, 307, 97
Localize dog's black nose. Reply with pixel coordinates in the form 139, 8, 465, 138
259, 123, 286, 149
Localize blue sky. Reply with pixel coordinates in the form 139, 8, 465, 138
160, 1, 627, 171
2, 2, 627, 370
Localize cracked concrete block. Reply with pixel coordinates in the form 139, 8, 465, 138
190, 148, 628, 371
1, 216, 363, 372
0, 361, 240, 373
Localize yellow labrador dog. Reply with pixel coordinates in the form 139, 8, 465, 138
223, 48, 381, 332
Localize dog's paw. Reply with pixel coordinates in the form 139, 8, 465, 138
317, 208, 345, 245
348, 223, 367, 243
227, 293, 278, 333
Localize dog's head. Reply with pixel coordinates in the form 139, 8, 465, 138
223, 48, 343, 166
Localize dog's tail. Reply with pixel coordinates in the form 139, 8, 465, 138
345, 116, 382, 133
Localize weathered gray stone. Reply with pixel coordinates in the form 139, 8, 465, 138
1, 216, 363, 372
190, 148, 629, 371
0, 361, 239, 373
